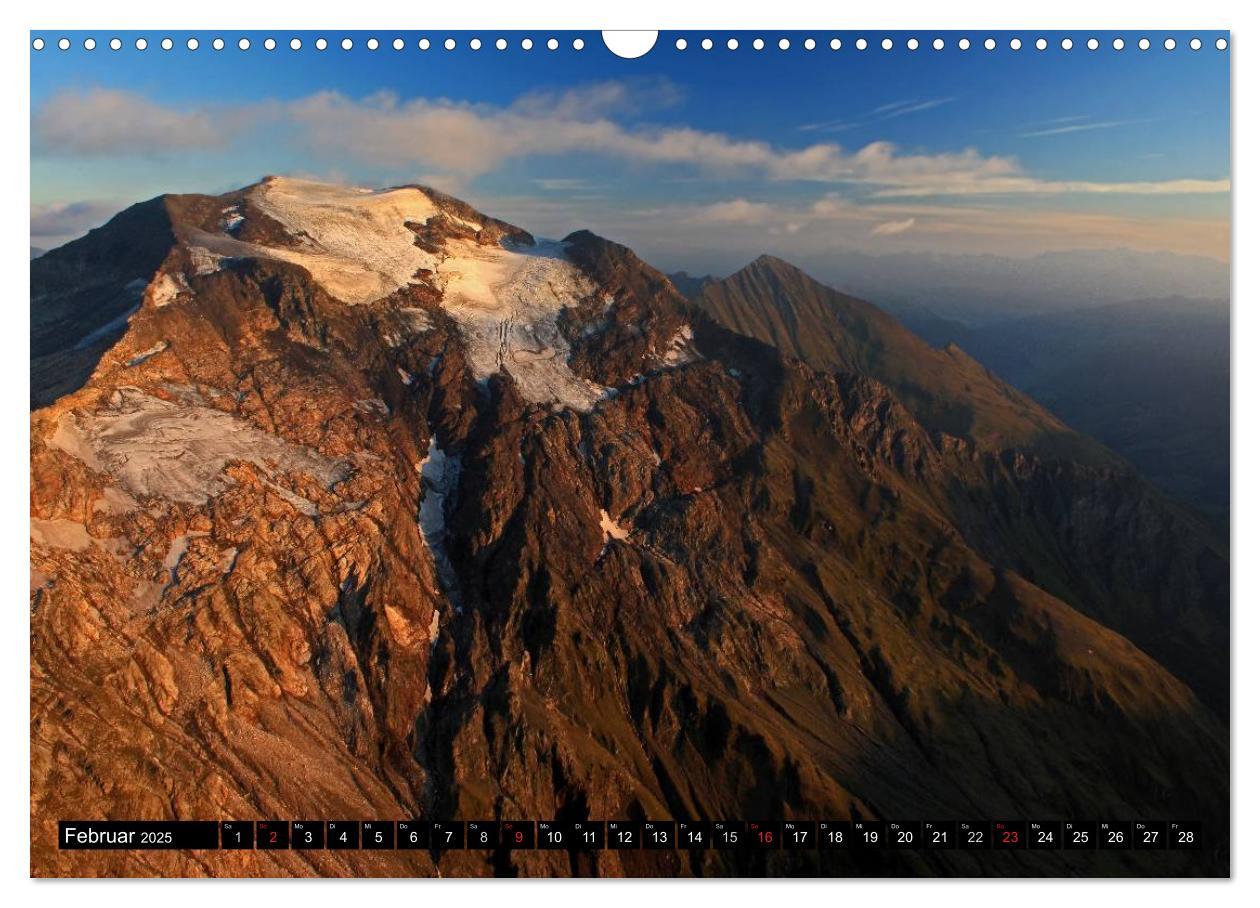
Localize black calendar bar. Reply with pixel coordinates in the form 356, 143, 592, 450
56, 819, 1204, 851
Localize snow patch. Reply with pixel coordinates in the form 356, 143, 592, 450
661, 324, 700, 366
353, 398, 390, 416
188, 245, 225, 275
598, 508, 631, 557
49, 389, 350, 505
418, 436, 462, 608
220, 206, 244, 235
30, 518, 93, 552
436, 238, 609, 411
150, 272, 190, 307
247, 177, 441, 305
30, 518, 129, 555
218, 547, 239, 574
126, 340, 169, 367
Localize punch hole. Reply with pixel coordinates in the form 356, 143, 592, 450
601, 31, 658, 59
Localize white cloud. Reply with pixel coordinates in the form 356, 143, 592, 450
871, 218, 917, 236
1021, 119, 1140, 139
687, 199, 779, 225
32, 86, 1230, 199
32, 88, 256, 155
532, 178, 597, 192
802, 97, 955, 132
30, 199, 125, 239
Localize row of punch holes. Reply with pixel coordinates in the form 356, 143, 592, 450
31, 34, 1230, 53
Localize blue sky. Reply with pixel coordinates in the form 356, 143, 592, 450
31, 30, 1230, 272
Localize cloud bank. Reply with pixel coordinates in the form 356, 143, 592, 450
32, 85, 1229, 199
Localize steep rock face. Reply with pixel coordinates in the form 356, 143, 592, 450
31, 180, 1227, 877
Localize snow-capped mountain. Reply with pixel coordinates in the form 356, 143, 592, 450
30, 178, 1227, 877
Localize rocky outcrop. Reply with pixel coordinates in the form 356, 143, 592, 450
31, 180, 1227, 877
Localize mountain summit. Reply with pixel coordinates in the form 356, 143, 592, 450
31, 179, 1226, 877
689, 254, 1106, 461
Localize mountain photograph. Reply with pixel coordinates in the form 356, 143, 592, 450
29, 31, 1230, 880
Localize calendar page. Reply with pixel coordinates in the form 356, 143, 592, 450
29, 27, 1230, 879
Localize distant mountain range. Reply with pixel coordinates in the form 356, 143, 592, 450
31, 179, 1227, 877
685, 247, 1229, 326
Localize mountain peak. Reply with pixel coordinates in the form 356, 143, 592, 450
694, 252, 1109, 461
748, 252, 795, 271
